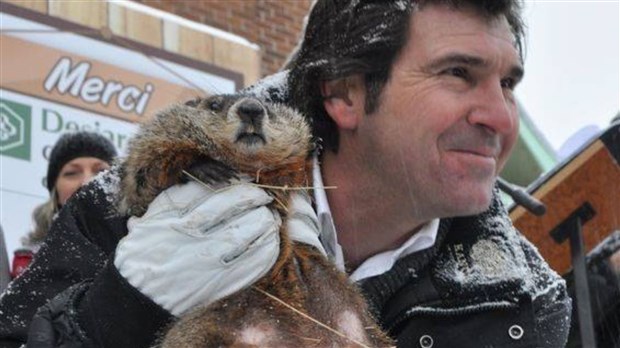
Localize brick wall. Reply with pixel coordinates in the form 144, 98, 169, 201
133, 0, 313, 77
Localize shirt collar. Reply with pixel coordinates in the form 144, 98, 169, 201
349, 218, 439, 282
313, 155, 345, 271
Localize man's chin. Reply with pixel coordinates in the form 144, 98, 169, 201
446, 187, 494, 217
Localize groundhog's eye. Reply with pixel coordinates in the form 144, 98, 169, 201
207, 99, 222, 111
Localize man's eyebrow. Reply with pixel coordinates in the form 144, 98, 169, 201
425, 53, 486, 71
425, 53, 525, 80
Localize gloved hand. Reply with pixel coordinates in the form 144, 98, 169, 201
114, 180, 281, 316
287, 191, 326, 256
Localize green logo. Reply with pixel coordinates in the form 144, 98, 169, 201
0, 99, 32, 161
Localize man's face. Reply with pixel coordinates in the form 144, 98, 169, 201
356, 5, 522, 219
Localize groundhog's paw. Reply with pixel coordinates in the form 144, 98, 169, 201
182, 157, 239, 186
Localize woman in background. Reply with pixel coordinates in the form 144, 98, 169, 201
11, 131, 117, 278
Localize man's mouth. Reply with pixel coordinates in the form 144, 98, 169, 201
454, 147, 499, 158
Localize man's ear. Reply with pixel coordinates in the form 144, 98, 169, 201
321, 75, 365, 130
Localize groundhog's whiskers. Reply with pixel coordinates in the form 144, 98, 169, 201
252, 286, 374, 348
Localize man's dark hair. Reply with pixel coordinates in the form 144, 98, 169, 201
287, 0, 525, 153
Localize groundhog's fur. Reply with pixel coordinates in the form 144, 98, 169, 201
118, 95, 393, 347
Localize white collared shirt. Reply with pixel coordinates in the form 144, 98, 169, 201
312, 156, 440, 282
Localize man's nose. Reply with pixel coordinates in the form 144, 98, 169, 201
466, 81, 517, 136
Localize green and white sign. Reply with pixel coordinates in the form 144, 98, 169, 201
0, 98, 31, 161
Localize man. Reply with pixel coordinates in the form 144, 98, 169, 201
0, 1, 570, 347
281, 1, 570, 346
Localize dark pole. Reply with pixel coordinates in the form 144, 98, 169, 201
568, 215, 597, 348
551, 203, 597, 348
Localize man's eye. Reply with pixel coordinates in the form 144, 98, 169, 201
501, 77, 517, 90
443, 67, 469, 80
62, 171, 79, 177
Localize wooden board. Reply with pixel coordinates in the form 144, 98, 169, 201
49, 1, 107, 30
2, 0, 47, 14
109, 2, 163, 49
510, 127, 620, 275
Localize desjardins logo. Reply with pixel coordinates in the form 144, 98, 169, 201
0, 98, 32, 161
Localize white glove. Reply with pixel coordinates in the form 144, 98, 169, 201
287, 192, 326, 256
114, 181, 281, 316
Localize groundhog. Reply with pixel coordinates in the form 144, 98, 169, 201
117, 95, 393, 348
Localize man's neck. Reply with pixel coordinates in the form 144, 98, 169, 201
320, 151, 428, 270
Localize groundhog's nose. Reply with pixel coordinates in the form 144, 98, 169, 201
237, 99, 264, 125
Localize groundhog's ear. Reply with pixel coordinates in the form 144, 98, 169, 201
321, 75, 364, 130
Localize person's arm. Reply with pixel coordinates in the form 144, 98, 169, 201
26, 262, 174, 348
1, 169, 176, 347
44, 172, 175, 347
56, 180, 282, 347
19, 171, 320, 347
0, 171, 122, 346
